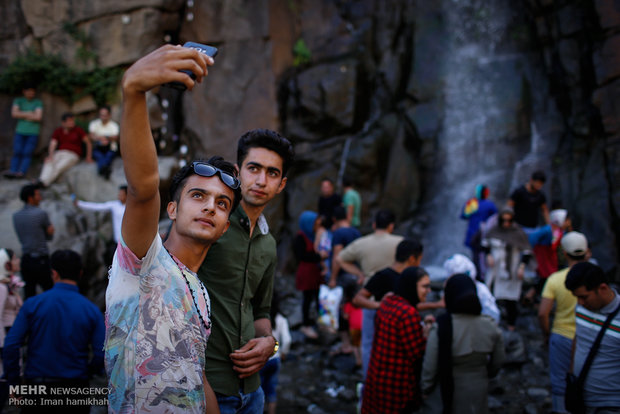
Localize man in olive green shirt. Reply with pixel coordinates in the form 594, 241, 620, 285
198, 129, 294, 413
5, 84, 43, 178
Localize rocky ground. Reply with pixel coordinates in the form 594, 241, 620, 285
277, 298, 552, 414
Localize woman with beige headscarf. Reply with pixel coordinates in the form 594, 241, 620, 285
483, 207, 532, 330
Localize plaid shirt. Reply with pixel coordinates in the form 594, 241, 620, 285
362, 294, 426, 414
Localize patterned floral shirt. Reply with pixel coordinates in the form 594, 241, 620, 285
104, 235, 211, 413
362, 294, 426, 414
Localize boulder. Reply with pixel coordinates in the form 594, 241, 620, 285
593, 78, 620, 134
595, 34, 620, 86
183, 38, 279, 162
20, 0, 183, 38
595, 0, 620, 30
180, 0, 269, 43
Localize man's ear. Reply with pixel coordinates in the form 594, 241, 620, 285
221, 220, 231, 235
234, 163, 240, 174
276, 176, 287, 194
51, 269, 60, 283
167, 201, 178, 220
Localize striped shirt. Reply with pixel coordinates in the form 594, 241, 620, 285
573, 291, 620, 408
12, 205, 52, 256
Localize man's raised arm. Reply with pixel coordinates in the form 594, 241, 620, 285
120, 45, 212, 258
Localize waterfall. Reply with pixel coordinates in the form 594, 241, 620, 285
416, 0, 551, 265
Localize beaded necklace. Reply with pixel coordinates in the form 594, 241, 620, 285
164, 247, 211, 332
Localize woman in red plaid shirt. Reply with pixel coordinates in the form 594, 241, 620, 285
362, 266, 431, 414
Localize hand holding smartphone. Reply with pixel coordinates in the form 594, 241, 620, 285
165, 42, 218, 91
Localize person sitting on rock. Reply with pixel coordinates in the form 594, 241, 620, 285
38, 112, 92, 187
88, 105, 120, 179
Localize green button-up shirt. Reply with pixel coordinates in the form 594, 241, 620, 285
198, 206, 276, 396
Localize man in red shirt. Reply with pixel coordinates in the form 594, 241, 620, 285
38, 112, 92, 187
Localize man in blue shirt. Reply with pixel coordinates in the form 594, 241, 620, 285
3, 249, 105, 412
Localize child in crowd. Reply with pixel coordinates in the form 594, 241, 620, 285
0, 248, 24, 350
342, 284, 363, 367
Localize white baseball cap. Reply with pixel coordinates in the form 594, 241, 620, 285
561, 231, 588, 256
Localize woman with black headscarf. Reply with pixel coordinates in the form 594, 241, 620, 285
421, 274, 505, 414
362, 266, 431, 414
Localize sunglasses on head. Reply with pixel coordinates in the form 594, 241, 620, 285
191, 162, 240, 190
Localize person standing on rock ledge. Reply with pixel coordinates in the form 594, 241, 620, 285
198, 129, 294, 414
104, 45, 240, 413
3, 83, 43, 179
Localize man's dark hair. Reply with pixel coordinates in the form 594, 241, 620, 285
22, 82, 37, 90
395, 239, 424, 262
169, 156, 241, 215
99, 105, 111, 113
374, 209, 395, 230
531, 170, 546, 183
342, 175, 354, 188
237, 129, 294, 176
61, 112, 74, 122
19, 183, 41, 203
51, 249, 82, 282
333, 205, 347, 221
566, 251, 586, 262
564, 261, 608, 292
119, 185, 128, 192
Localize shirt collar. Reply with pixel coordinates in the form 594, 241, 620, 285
600, 289, 620, 314
234, 206, 270, 235
53, 282, 80, 292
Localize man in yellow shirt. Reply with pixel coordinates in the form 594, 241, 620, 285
538, 231, 589, 414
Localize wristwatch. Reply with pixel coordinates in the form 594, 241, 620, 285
265, 335, 279, 357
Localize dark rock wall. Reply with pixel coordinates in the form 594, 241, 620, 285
0, 0, 618, 298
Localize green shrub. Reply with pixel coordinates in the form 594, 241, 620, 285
293, 38, 312, 67
0, 49, 122, 106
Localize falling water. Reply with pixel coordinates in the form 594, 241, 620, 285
417, 0, 555, 265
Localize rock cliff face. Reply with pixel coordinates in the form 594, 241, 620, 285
0, 0, 618, 304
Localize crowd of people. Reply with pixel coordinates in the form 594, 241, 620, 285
3, 85, 120, 184
0, 45, 617, 414
289, 169, 618, 414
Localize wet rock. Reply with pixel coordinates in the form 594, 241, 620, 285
488, 395, 503, 409
523, 402, 540, 414
502, 330, 528, 365
527, 387, 550, 400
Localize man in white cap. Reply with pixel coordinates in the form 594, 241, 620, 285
538, 231, 589, 414
443, 253, 500, 323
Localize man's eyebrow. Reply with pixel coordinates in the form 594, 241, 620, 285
187, 188, 233, 202
217, 193, 233, 204
246, 161, 282, 175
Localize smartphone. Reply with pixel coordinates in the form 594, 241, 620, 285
165, 42, 218, 91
